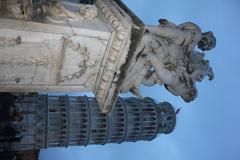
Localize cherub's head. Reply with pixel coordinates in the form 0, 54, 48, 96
158, 18, 177, 28
198, 31, 216, 51
181, 88, 198, 103
164, 83, 198, 103
188, 51, 214, 82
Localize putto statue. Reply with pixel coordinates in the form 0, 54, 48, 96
121, 19, 216, 103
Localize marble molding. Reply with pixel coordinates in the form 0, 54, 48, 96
0, 0, 143, 113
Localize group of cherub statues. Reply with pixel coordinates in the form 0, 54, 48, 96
0, 0, 98, 21
121, 19, 216, 103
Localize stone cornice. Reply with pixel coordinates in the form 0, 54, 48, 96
95, 0, 130, 113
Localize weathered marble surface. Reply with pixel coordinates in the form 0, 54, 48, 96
121, 19, 216, 103
0, 18, 109, 90
0, 0, 134, 113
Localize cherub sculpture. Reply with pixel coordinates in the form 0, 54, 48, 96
148, 19, 216, 64
120, 19, 216, 103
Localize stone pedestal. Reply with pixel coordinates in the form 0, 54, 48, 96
0, 0, 144, 113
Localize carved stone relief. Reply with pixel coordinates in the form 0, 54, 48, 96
0, 55, 58, 69
38, 2, 83, 23
4, 0, 33, 20
2, 0, 98, 22
0, 0, 137, 114
0, 36, 21, 49
80, 5, 98, 19
59, 37, 97, 83
0, 31, 63, 85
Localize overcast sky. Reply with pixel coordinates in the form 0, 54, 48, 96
40, 0, 240, 160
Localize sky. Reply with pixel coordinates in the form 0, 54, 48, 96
40, 0, 240, 160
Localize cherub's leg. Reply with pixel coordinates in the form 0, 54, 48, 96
142, 71, 162, 87
129, 87, 142, 98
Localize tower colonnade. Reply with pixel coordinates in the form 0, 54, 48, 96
0, 94, 176, 151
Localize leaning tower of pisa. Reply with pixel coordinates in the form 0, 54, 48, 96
0, 94, 176, 151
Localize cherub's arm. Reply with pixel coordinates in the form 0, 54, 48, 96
158, 19, 178, 28
146, 25, 184, 44
148, 54, 179, 85
142, 70, 162, 87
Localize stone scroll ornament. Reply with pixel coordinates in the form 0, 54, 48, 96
3, 0, 98, 21
121, 19, 216, 103
3, 0, 33, 20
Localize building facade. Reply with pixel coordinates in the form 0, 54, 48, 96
0, 94, 176, 151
